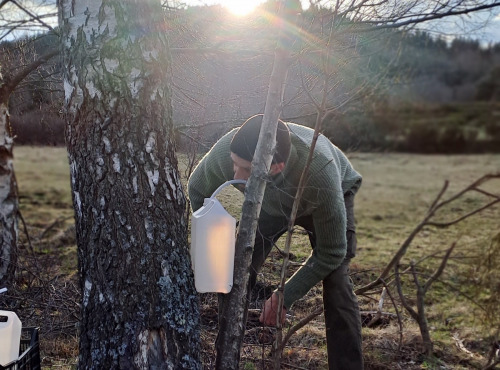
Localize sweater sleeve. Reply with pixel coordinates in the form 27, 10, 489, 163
187, 130, 236, 211
282, 169, 347, 309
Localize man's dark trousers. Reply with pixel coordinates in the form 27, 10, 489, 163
249, 192, 363, 370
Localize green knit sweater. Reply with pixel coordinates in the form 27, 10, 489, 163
188, 123, 362, 308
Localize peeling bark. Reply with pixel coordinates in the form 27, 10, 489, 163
0, 100, 18, 288
59, 0, 201, 368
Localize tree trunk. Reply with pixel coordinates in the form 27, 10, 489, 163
215, 1, 299, 368
59, 1, 201, 368
0, 99, 18, 288
0, 48, 57, 288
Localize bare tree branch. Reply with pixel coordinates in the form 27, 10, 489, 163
0, 48, 58, 99
367, 3, 500, 30
366, 287, 387, 327
395, 263, 418, 321
427, 199, 500, 228
276, 306, 323, 354
356, 173, 500, 296
11, 0, 56, 33
423, 242, 457, 293
381, 279, 404, 352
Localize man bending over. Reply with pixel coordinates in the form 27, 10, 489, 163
188, 114, 363, 369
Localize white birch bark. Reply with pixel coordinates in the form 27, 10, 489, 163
59, 1, 201, 368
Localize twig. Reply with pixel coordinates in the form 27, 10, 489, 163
482, 338, 500, 370
360, 310, 398, 318
356, 216, 428, 295
428, 180, 449, 212
277, 306, 323, 354
473, 187, 500, 199
429, 174, 499, 215
177, 130, 211, 151
426, 199, 500, 228
17, 210, 34, 254
423, 242, 456, 293
397, 242, 457, 355
381, 280, 404, 352
395, 263, 418, 321
396, 269, 488, 313
38, 216, 73, 240
367, 287, 387, 327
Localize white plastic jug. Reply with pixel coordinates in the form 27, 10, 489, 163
0, 310, 22, 367
190, 180, 245, 293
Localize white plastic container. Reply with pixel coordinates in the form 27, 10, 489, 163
190, 180, 245, 293
0, 310, 22, 367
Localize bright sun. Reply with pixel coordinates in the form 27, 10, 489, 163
222, 1, 263, 16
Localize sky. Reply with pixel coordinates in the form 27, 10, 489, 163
195, 0, 500, 46
420, 6, 500, 46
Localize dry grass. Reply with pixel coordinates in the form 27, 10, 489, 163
5, 147, 500, 369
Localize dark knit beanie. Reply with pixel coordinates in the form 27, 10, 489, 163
230, 114, 291, 164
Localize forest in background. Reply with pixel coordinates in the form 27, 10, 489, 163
2, 2, 500, 153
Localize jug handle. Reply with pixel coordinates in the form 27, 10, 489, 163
210, 180, 247, 199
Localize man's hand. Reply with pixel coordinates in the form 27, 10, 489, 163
259, 292, 287, 326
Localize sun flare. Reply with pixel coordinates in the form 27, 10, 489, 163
222, 1, 262, 16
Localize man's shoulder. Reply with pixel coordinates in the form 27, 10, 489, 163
287, 123, 341, 153
208, 127, 237, 154
219, 127, 238, 143
287, 122, 314, 140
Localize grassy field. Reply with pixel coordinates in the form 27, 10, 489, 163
11, 146, 500, 369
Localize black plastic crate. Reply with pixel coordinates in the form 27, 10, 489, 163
0, 327, 40, 370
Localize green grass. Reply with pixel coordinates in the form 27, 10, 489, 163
353, 152, 499, 258
15, 146, 73, 225
13, 147, 500, 369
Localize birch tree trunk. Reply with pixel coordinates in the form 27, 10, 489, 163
0, 97, 18, 288
0, 49, 58, 287
215, 1, 300, 368
58, 1, 201, 368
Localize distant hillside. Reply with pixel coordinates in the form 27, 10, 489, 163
308, 102, 500, 153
